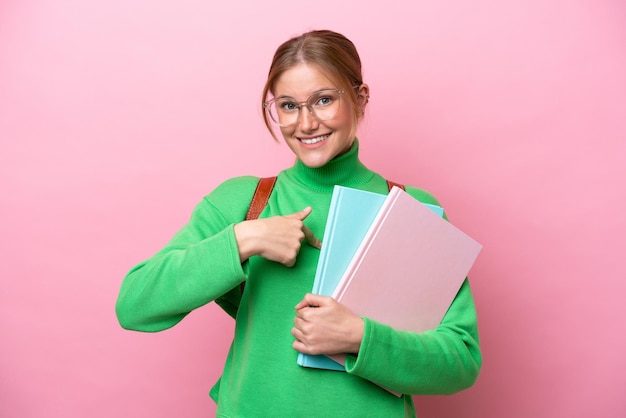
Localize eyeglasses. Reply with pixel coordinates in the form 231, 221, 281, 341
264, 89, 346, 128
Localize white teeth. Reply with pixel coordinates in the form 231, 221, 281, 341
300, 134, 329, 145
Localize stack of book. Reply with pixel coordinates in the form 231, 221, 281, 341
297, 185, 482, 377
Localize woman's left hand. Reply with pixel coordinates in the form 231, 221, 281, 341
292, 293, 364, 355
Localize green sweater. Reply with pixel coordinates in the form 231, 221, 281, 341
116, 141, 481, 417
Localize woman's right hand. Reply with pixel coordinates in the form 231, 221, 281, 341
234, 206, 321, 267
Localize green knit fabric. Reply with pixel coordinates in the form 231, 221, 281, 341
116, 141, 481, 417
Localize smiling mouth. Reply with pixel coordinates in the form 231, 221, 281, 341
298, 134, 330, 145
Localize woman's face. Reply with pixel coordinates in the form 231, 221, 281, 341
272, 63, 367, 168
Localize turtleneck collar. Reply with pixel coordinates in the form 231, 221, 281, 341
283, 140, 375, 192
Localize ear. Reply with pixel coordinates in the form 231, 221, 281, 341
355, 84, 370, 115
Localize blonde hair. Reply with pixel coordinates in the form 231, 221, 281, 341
262, 30, 365, 141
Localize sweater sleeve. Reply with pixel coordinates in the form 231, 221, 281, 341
115, 177, 258, 332
344, 276, 481, 395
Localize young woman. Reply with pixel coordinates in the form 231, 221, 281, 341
116, 29, 481, 417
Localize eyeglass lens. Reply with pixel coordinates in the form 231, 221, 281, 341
268, 90, 342, 127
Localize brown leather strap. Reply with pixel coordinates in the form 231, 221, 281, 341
386, 180, 406, 192
245, 177, 277, 221
241, 177, 276, 294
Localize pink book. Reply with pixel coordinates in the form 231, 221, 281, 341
329, 187, 482, 375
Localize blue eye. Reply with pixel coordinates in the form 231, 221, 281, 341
279, 101, 299, 112
314, 96, 334, 107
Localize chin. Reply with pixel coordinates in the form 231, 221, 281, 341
300, 158, 329, 168
291, 147, 331, 168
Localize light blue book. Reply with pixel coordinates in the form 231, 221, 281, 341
297, 185, 444, 370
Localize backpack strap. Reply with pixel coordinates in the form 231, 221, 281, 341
240, 176, 277, 294
386, 180, 405, 192
245, 177, 277, 221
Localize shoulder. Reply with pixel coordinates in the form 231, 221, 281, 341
207, 176, 262, 200
198, 176, 263, 223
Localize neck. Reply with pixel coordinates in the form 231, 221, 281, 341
285, 140, 374, 191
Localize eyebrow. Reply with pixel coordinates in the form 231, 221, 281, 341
275, 88, 337, 101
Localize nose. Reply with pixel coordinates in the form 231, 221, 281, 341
298, 105, 319, 132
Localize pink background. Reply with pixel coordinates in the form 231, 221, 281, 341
1, 1, 625, 417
